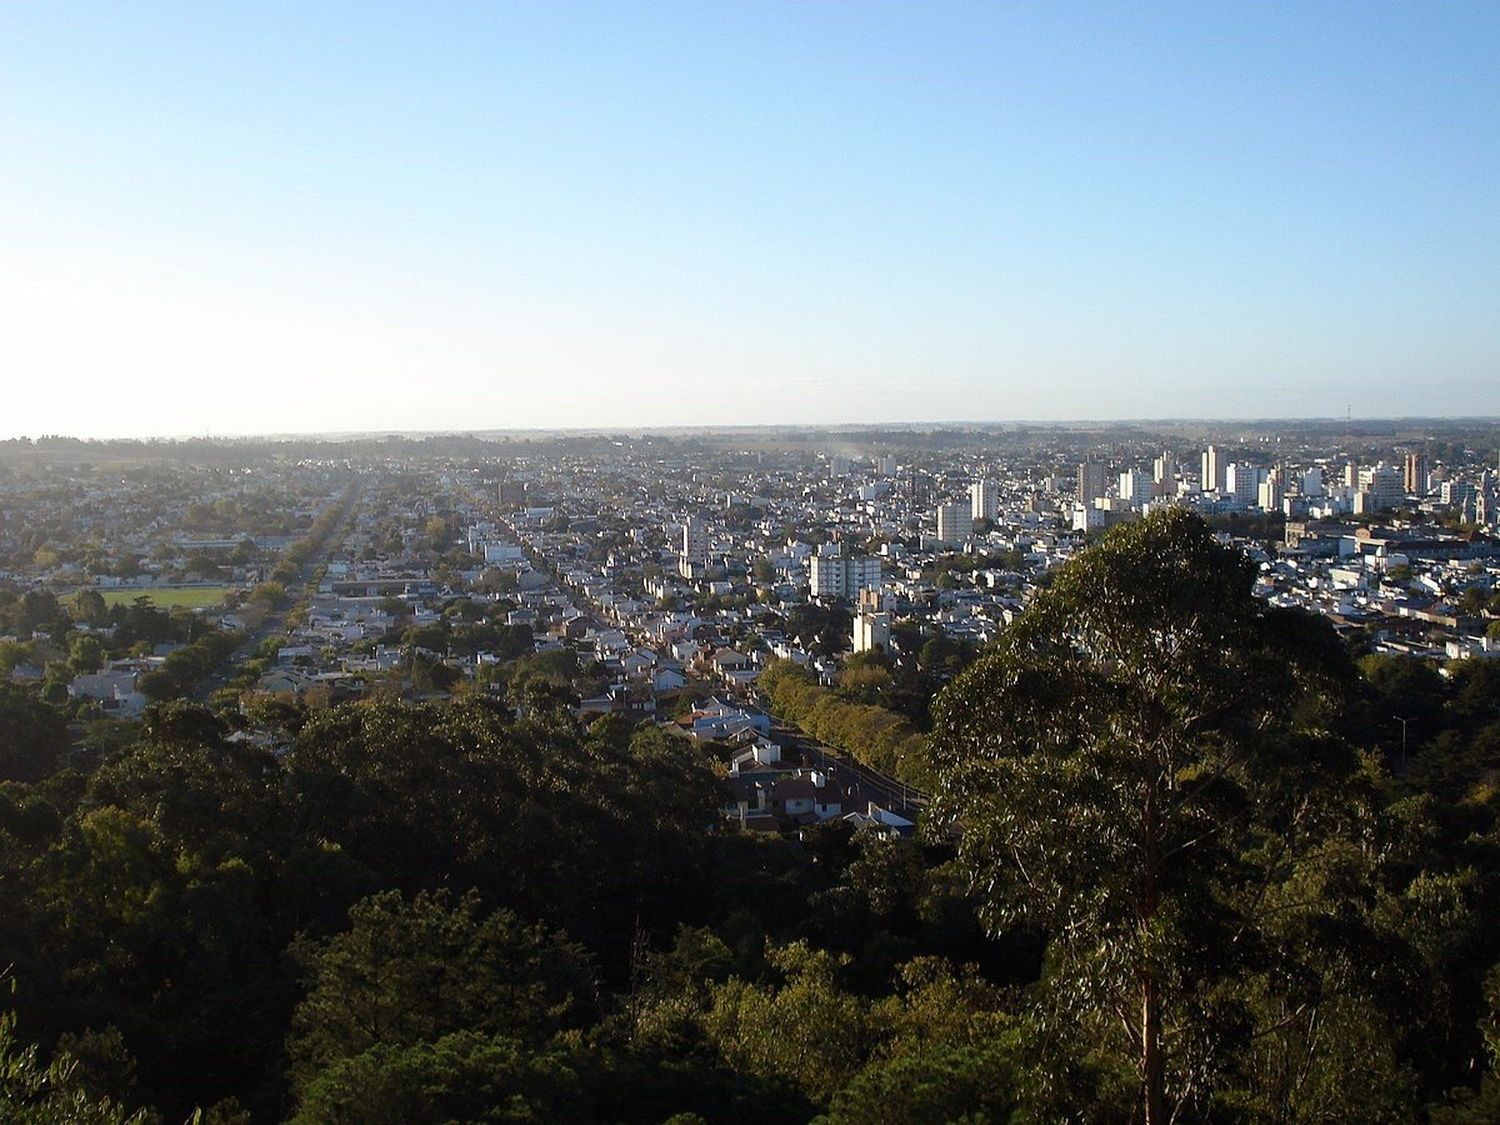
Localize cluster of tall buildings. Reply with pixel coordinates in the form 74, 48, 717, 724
1059, 445, 1466, 534
924, 482, 1002, 548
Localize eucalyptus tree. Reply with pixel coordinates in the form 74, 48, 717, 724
928, 508, 1362, 1122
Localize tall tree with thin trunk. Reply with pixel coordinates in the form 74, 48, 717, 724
928, 508, 1355, 1121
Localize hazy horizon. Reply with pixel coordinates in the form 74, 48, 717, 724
3, 2, 1497, 439
8, 414, 1500, 447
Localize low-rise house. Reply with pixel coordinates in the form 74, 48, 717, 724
842, 802, 917, 837
69, 669, 139, 702
729, 737, 784, 777
256, 668, 317, 697
687, 697, 772, 740
621, 651, 657, 679
652, 666, 687, 694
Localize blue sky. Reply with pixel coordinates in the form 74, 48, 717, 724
1, 2, 1496, 437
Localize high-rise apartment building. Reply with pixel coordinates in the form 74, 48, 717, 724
1201, 447, 1226, 493
970, 479, 999, 522
1200, 447, 1224, 492
680, 517, 709, 575
1226, 463, 1267, 505
1119, 468, 1152, 508
852, 610, 891, 654
1078, 460, 1108, 504
1441, 480, 1477, 508
1358, 464, 1403, 511
1404, 452, 1429, 496
809, 554, 883, 599
1153, 449, 1175, 484
936, 502, 970, 546
846, 554, 883, 596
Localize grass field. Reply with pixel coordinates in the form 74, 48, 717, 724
97, 586, 234, 610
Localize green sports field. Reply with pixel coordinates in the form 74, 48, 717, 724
96, 586, 234, 610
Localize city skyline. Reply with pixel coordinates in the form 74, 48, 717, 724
3, 2, 1498, 439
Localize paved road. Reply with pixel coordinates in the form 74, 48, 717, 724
768, 719, 927, 818
195, 482, 363, 702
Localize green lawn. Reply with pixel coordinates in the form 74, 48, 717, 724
97, 585, 234, 610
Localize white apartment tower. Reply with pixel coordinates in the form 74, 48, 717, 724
970, 479, 999, 522
809, 554, 883, 600
852, 611, 891, 654
1153, 450, 1175, 484
1201, 447, 1226, 493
